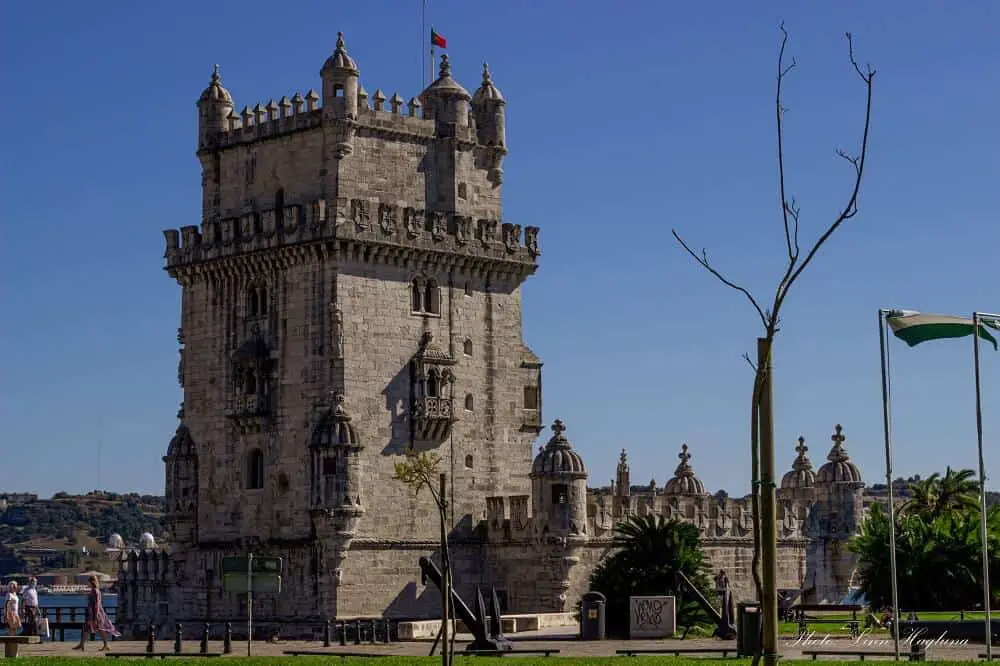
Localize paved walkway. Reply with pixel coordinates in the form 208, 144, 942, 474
17, 632, 994, 660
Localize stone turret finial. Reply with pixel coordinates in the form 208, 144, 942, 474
618, 449, 628, 467
482, 62, 492, 83
793, 436, 813, 470
439, 54, 452, 79
330, 391, 351, 421
336, 31, 345, 50
828, 424, 848, 462
551, 418, 566, 438
664, 443, 707, 495
816, 424, 863, 484
212, 64, 220, 84
782, 435, 816, 489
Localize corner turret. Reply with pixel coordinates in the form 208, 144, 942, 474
530, 419, 588, 536
320, 32, 361, 120
472, 63, 506, 148
197, 65, 234, 150
664, 444, 708, 496
780, 436, 816, 501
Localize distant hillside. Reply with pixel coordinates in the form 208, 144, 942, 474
0, 491, 166, 577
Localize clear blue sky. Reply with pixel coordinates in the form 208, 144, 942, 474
1, 0, 997, 497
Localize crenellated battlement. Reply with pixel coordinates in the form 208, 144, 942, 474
206, 85, 487, 150
163, 197, 539, 276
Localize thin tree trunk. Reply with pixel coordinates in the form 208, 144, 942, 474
750, 363, 766, 666
439, 473, 452, 666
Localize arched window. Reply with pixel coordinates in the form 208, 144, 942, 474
247, 287, 259, 317
244, 369, 257, 396
464, 454, 474, 469
427, 369, 440, 398
259, 285, 268, 315
275, 188, 285, 227
247, 449, 265, 490
464, 394, 474, 411
424, 279, 440, 315
463, 339, 473, 356
411, 279, 424, 312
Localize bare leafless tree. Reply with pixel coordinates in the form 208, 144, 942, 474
672, 24, 875, 666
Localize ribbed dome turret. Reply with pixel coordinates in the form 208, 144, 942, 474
530, 419, 587, 478
664, 443, 708, 495
781, 436, 816, 489
472, 62, 504, 106
311, 393, 362, 450
321, 32, 359, 76
422, 54, 471, 100
197, 65, 233, 106
816, 424, 863, 484
166, 422, 196, 458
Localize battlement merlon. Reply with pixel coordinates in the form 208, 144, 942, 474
162, 198, 540, 278
196, 37, 507, 160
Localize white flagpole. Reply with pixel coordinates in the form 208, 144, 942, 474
972, 311, 997, 658
879, 308, 902, 660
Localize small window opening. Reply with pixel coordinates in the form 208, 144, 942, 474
464, 394, 474, 411
463, 339, 473, 356
411, 280, 424, 312
244, 370, 257, 396
275, 188, 285, 227
551, 484, 568, 505
464, 454, 474, 469
523, 385, 539, 410
247, 449, 265, 490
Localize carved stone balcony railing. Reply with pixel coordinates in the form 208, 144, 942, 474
412, 396, 456, 443
226, 394, 271, 431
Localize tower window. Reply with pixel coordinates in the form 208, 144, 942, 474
410, 276, 441, 316
247, 283, 268, 318
463, 339, 473, 356
246, 449, 265, 490
551, 484, 568, 505
464, 394, 474, 411
523, 386, 539, 410
275, 188, 285, 227
464, 454, 474, 469
464, 281, 473, 297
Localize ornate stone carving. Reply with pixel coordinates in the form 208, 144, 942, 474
378, 203, 397, 235
405, 208, 423, 238
455, 216, 472, 245
524, 226, 540, 256
331, 303, 344, 358
480, 219, 498, 245
410, 332, 457, 445
502, 222, 521, 253
352, 199, 370, 231
430, 212, 448, 241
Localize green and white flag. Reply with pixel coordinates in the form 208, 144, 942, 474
887, 311, 998, 351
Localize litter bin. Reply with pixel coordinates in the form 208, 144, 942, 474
737, 602, 762, 657
580, 591, 607, 640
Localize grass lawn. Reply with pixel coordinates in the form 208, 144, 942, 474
5, 660, 992, 666
781, 610, 993, 636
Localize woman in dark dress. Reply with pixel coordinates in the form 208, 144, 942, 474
72, 576, 119, 652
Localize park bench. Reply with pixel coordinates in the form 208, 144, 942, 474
0, 636, 40, 658
802, 647, 929, 661
283, 651, 383, 658
105, 652, 222, 659
792, 604, 863, 639
462, 648, 561, 657
616, 647, 736, 658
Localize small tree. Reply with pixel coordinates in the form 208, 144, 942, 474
394, 451, 454, 666
589, 515, 714, 637
671, 25, 875, 666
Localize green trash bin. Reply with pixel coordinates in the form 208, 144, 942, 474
737, 602, 762, 657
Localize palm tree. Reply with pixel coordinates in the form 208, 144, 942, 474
589, 514, 714, 636
901, 468, 979, 520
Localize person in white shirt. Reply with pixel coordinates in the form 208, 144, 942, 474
21, 578, 40, 637
3, 582, 21, 636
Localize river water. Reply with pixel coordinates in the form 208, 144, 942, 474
37, 593, 118, 643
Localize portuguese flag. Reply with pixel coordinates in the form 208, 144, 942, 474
887, 311, 998, 351
431, 29, 447, 49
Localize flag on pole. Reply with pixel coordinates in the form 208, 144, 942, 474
887, 311, 999, 351
431, 29, 447, 49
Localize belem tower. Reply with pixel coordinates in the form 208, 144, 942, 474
116, 32, 867, 636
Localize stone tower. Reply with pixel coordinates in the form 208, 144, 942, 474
804, 425, 865, 602
156, 32, 544, 626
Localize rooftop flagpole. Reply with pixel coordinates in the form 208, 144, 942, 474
422, 0, 427, 88
972, 311, 998, 660
879, 308, 902, 660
